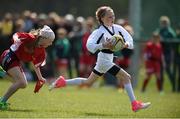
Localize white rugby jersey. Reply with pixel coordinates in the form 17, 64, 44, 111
86, 24, 134, 54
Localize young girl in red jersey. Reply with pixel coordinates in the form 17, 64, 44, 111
0, 25, 55, 110
142, 32, 164, 92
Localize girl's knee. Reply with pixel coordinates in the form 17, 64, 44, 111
18, 80, 28, 89
123, 75, 131, 84
126, 74, 131, 80
13, 80, 27, 89
117, 71, 131, 83
12, 73, 28, 89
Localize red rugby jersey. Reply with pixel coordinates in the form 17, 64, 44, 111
144, 41, 163, 61
10, 32, 46, 67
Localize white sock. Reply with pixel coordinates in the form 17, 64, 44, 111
124, 83, 136, 102
66, 78, 87, 85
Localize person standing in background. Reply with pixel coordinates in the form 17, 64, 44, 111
68, 17, 84, 78
0, 13, 14, 54
79, 17, 96, 78
156, 16, 176, 92
174, 24, 180, 92
53, 27, 70, 78
142, 32, 164, 93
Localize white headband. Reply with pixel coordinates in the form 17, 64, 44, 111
39, 25, 55, 41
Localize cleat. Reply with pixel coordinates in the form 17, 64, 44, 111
34, 79, 45, 93
132, 100, 151, 112
49, 76, 66, 91
0, 99, 10, 110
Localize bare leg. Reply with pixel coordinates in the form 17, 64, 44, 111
2, 67, 27, 102
142, 73, 152, 92
155, 72, 161, 92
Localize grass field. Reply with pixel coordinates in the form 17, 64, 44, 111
0, 75, 180, 118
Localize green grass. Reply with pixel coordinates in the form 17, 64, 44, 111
0, 76, 180, 118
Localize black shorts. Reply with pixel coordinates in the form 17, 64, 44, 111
93, 65, 121, 76
0, 49, 19, 71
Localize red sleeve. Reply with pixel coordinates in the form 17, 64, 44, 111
12, 32, 35, 44
33, 48, 46, 67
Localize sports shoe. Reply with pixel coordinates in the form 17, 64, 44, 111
34, 79, 46, 93
0, 100, 10, 110
132, 100, 151, 112
49, 76, 66, 91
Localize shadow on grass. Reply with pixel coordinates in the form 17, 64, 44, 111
84, 112, 121, 117
5, 108, 34, 112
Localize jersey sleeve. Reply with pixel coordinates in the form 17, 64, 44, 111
12, 32, 35, 44
11, 33, 35, 52
86, 29, 104, 54
116, 25, 134, 49
33, 49, 46, 67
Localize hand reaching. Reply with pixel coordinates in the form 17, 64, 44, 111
34, 78, 46, 93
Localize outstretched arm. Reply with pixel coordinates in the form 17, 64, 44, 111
32, 63, 44, 80
32, 63, 46, 93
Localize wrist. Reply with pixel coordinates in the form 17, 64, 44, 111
124, 43, 129, 48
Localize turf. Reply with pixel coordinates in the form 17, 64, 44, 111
0, 77, 180, 118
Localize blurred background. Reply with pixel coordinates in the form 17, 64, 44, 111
1, 0, 179, 37
0, 0, 180, 93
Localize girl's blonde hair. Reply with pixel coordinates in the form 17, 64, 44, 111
95, 6, 113, 24
29, 28, 41, 37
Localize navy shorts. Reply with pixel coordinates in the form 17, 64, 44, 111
0, 49, 19, 71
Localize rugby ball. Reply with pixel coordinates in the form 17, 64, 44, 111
111, 34, 125, 51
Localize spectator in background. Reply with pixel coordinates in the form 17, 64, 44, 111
0, 25, 55, 110
156, 16, 176, 92
68, 17, 84, 78
35, 13, 48, 29
14, 18, 25, 32
64, 14, 74, 34
22, 10, 34, 32
29, 12, 38, 30
142, 32, 164, 93
62, 14, 75, 78
78, 17, 96, 88
53, 27, 70, 78
0, 13, 14, 54
174, 24, 180, 92
79, 17, 96, 78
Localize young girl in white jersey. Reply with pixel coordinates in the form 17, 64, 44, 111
49, 6, 151, 112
